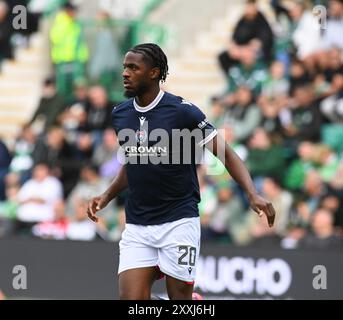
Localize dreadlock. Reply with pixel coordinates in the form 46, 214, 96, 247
129, 43, 169, 82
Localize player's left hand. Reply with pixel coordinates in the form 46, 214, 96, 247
248, 193, 276, 228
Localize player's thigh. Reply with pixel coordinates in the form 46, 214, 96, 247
118, 224, 159, 299
158, 218, 200, 291
119, 267, 160, 300
166, 275, 194, 300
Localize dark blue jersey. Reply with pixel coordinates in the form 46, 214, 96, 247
111, 91, 217, 225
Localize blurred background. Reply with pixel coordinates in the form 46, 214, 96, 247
1, 0, 343, 299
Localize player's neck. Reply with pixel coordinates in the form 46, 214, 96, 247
135, 86, 161, 107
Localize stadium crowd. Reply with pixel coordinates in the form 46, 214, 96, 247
1, 0, 343, 249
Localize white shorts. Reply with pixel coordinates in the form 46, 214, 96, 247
118, 217, 200, 283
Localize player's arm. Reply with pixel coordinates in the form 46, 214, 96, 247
206, 133, 276, 227
87, 165, 128, 222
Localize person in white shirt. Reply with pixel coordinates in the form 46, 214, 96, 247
17, 163, 63, 223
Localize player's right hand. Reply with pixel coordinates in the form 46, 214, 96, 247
87, 194, 110, 223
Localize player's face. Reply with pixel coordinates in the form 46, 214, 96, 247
122, 52, 154, 98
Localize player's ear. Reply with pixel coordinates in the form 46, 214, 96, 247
150, 67, 160, 81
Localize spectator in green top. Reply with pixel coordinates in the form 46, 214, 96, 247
50, 2, 89, 101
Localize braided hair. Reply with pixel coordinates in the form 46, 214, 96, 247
129, 43, 169, 82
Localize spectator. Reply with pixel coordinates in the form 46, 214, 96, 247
66, 198, 99, 241
0, 138, 11, 201
286, 0, 321, 66
32, 200, 69, 240
245, 128, 285, 182
322, 0, 343, 51
291, 170, 328, 228
284, 141, 316, 190
83, 86, 113, 132
30, 77, 67, 134
9, 125, 36, 184
225, 49, 268, 96
217, 0, 274, 75
223, 86, 262, 143
92, 128, 121, 180
261, 60, 289, 98
32, 127, 80, 197
88, 10, 121, 92
283, 84, 322, 148
57, 80, 89, 141
0, 182, 19, 237
16, 163, 63, 225
206, 180, 245, 243
0, 1, 13, 68
50, 2, 89, 101
67, 163, 115, 224
289, 58, 312, 95
299, 208, 343, 249
328, 163, 343, 229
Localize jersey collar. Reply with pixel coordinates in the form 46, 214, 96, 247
133, 90, 164, 113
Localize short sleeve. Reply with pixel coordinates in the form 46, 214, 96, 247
178, 99, 217, 147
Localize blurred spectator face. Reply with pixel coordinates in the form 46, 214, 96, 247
80, 166, 98, 182
89, 86, 108, 108
290, 60, 306, 77
332, 74, 343, 91
0, 1, 8, 21
262, 178, 279, 198
33, 164, 50, 182
293, 86, 313, 106
77, 133, 93, 152
329, 48, 342, 69
65, 6, 77, 19
321, 195, 340, 213
236, 86, 253, 106
103, 129, 117, 149
304, 171, 323, 195
244, 1, 258, 20
287, 2, 305, 21
270, 61, 285, 80
329, 0, 343, 18
20, 125, 36, 144
47, 127, 65, 149
297, 142, 315, 161
74, 84, 88, 101
5, 172, 20, 187
311, 208, 334, 237
218, 187, 232, 203
249, 128, 271, 149
261, 101, 279, 118
211, 99, 224, 119
96, 10, 110, 22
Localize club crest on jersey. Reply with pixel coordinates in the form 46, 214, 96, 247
135, 129, 147, 144
139, 116, 146, 126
